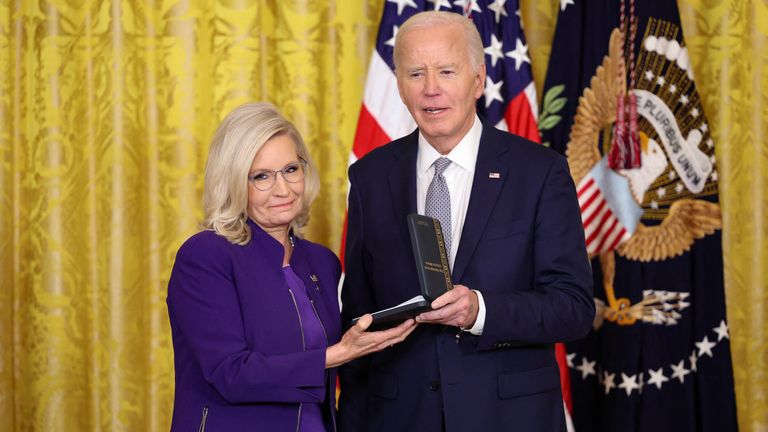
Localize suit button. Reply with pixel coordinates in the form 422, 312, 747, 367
428, 381, 440, 391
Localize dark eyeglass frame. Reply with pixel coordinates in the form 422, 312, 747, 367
248, 159, 307, 191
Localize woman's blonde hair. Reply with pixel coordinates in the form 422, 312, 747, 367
202, 102, 319, 245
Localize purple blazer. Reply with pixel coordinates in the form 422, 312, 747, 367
167, 219, 342, 431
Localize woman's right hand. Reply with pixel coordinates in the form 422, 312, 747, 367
325, 315, 417, 368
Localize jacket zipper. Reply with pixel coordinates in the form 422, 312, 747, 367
287, 288, 306, 431
309, 298, 337, 432
198, 406, 208, 432
309, 299, 329, 342
295, 404, 303, 432
287, 289, 307, 351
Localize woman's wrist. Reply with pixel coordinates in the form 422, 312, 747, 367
325, 343, 348, 369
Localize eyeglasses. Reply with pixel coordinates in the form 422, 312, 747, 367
248, 159, 307, 191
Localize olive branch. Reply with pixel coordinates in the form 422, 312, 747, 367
538, 84, 567, 147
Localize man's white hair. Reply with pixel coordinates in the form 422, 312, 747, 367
393, 11, 485, 73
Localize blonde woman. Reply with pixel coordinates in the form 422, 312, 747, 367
167, 103, 416, 431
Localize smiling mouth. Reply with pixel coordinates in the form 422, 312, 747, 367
271, 200, 295, 209
424, 107, 447, 114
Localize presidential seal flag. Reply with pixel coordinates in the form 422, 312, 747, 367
540, 0, 738, 431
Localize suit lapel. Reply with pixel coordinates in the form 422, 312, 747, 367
387, 131, 418, 241
453, 126, 510, 281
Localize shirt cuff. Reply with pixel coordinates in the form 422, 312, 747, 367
467, 290, 486, 335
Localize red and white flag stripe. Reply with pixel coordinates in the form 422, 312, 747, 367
577, 175, 632, 256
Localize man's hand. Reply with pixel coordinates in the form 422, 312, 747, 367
415, 284, 478, 328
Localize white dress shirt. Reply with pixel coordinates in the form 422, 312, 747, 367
416, 115, 487, 335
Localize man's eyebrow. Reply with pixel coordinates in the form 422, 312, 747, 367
405, 63, 458, 72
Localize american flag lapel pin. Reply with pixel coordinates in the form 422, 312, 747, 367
489, 172, 500, 179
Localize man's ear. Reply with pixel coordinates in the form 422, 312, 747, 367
396, 72, 408, 103
475, 63, 487, 100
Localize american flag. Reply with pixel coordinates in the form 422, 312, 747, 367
341, 0, 574, 428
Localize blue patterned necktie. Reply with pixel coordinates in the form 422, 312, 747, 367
425, 157, 452, 256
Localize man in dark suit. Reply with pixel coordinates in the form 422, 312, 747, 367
339, 11, 594, 432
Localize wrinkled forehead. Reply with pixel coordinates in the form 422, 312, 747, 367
397, 25, 470, 67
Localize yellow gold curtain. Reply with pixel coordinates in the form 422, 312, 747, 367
0, 1, 382, 430
677, 2, 768, 430
0, 1, 765, 431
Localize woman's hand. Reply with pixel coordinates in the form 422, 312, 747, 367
325, 315, 417, 368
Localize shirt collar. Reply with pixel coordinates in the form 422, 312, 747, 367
417, 115, 482, 175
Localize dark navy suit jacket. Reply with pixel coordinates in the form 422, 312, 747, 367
167, 219, 342, 431
339, 124, 594, 432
